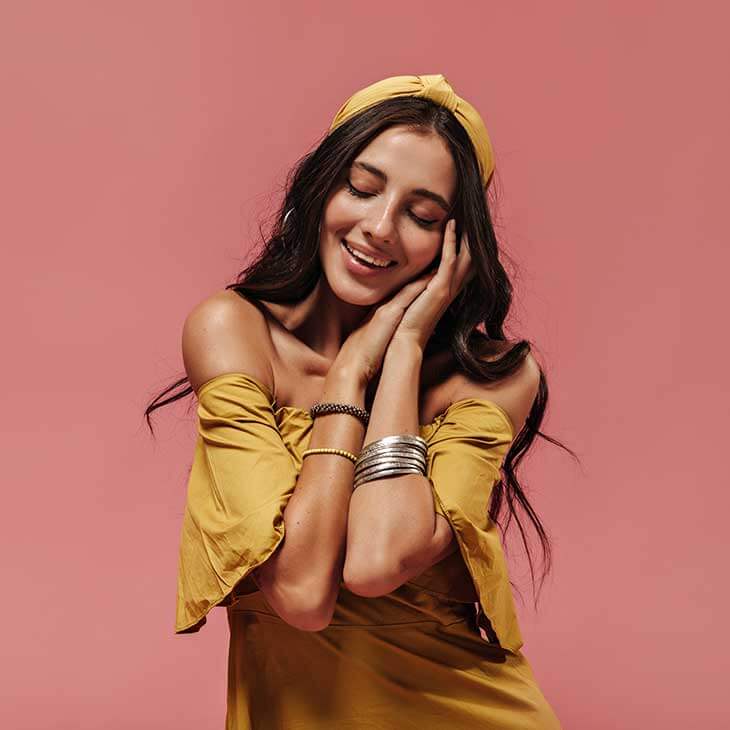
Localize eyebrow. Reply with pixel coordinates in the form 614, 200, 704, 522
352, 160, 451, 212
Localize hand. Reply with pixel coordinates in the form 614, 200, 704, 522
332, 269, 439, 385
391, 219, 475, 350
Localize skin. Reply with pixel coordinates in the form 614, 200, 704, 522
262, 125, 477, 612
295, 124, 473, 363
182, 124, 537, 625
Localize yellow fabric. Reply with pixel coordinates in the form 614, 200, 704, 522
175, 372, 562, 728
328, 73, 496, 188
175, 372, 299, 633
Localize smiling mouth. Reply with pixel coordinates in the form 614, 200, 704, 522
341, 239, 396, 269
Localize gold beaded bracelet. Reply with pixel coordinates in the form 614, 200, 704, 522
301, 447, 359, 464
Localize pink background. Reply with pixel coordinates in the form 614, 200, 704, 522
2, 2, 728, 728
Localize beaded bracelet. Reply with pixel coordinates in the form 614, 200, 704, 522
301, 447, 358, 464
309, 401, 370, 427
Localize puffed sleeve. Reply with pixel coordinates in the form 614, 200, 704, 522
175, 372, 299, 634
425, 398, 524, 653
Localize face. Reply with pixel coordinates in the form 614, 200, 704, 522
319, 125, 457, 306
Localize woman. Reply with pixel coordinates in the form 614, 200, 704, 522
146, 74, 568, 728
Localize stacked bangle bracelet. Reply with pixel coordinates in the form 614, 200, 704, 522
301, 401, 429, 489
354, 434, 428, 489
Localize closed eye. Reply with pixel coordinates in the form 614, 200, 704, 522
345, 180, 438, 229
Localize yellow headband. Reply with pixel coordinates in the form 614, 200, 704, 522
328, 73, 495, 189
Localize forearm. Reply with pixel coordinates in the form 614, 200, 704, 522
344, 339, 438, 585
253, 369, 366, 620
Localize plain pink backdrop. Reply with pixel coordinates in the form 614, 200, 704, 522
1, 2, 727, 728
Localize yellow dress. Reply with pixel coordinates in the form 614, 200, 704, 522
175, 372, 562, 729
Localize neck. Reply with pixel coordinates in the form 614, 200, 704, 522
269, 276, 374, 365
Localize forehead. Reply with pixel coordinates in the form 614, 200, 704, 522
353, 125, 456, 197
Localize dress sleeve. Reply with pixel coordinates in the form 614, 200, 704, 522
425, 398, 525, 653
175, 372, 299, 634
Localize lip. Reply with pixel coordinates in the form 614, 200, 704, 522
344, 239, 396, 265
340, 239, 395, 276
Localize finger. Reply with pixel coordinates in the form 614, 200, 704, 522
455, 232, 475, 284
429, 219, 457, 290
408, 267, 439, 287
400, 270, 436, 299
384, 270, 434, 309
442, 219, 458, 267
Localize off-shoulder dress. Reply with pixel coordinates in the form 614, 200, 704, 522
174, 372, 562, 729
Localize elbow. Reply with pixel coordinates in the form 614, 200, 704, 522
282, 600, 335, 632
258, 577, 336, 632
342, 555, 404, 598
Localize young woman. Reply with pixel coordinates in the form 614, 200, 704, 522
147, 74, 568, 728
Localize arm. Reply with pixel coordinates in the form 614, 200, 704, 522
343, 338, 456, 596
341, 218, 471, 595
342, 217, 542, 598
343, 338, 541, 598
183, 294, 367, 631
253, 368, 366, 630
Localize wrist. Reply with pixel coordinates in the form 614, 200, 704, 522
323, 366, 368, 402
387, 335, 425, 360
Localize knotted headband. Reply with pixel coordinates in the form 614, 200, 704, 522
328, 73, 495, 189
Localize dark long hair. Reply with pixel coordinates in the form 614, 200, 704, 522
144, 96, 578, 608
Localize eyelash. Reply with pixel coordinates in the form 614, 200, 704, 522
345, 180, 437, 229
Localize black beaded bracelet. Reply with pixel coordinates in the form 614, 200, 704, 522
309, 402, 370, 427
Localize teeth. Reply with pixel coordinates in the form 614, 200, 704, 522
343, 240, 392, 268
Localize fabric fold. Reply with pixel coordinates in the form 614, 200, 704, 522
175, 372, 299, 633
174, 374, 524, 653
424, 398, 524, 652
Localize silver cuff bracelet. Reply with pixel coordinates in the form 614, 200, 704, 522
353, 433, 429, 489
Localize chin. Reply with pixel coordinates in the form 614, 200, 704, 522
327, 276, 388, 307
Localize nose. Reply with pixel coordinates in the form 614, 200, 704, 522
361, 197, 397, 245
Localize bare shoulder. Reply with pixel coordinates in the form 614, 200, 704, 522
454, 344, 541, 437
181, 288, 275, 395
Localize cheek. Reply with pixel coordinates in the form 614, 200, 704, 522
322, 192, 356, 231
322, 193, 442, 269
404, 238, 442, 271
